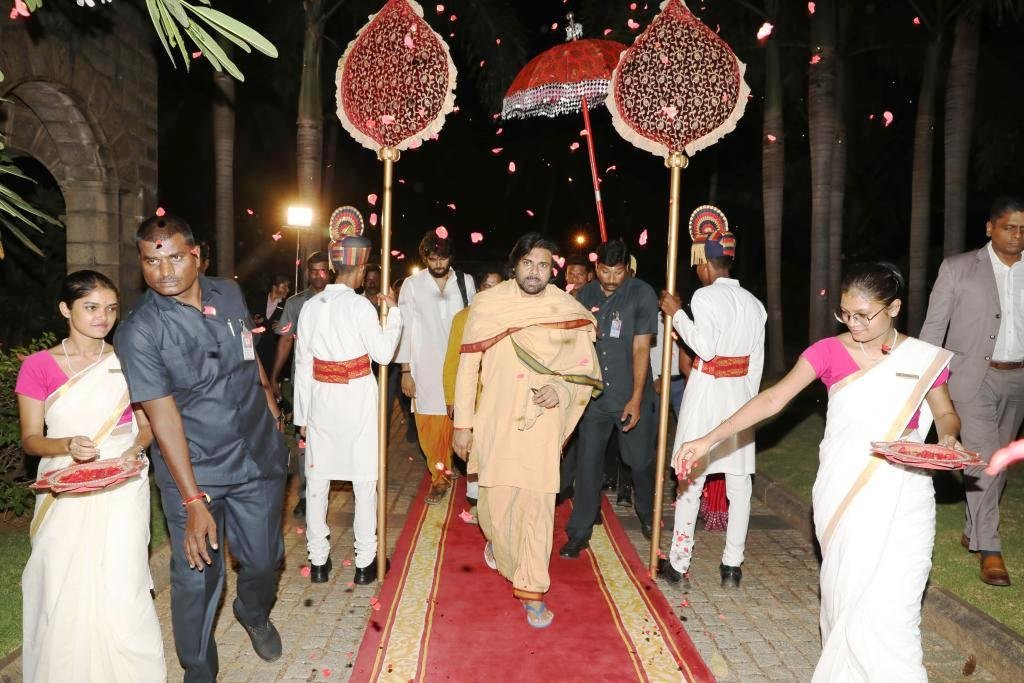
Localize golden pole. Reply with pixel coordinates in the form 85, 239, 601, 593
649, 150, 688, 578
376, 146, 399, 582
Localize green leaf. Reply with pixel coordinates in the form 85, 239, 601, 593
157, 0, 191, 69
0, 216, 45, 257
187, 23, 245, 81
0, 187, 60, 227
184, 4, 279, 58
161, 0, 191, 26
146, 0, 177, 64
0, 164, 34, 182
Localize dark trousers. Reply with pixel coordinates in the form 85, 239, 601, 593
162, 475, 286, 683
566, 402, 656, 543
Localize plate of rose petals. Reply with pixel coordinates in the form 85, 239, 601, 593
870, 441, 982, 471
31, 457, 146, 494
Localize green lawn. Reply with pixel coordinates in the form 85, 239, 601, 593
0, 479, 169, 659
757, 397, 1024, 636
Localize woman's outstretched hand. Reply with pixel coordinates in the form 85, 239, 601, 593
672, 437, 711, 477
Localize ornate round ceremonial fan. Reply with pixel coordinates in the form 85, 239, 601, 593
31, 457, 146, 494
870, 442, 982, 471
335, 0, 457, 153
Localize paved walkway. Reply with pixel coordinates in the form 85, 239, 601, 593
150, 408, 992, 681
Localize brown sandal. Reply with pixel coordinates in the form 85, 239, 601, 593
424, 484, 449, 505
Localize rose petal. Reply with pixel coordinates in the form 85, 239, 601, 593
435, 226, 448, 239
470, 232, 484, 243
155, 207, 166, 217
368, 193, 378, 206
370, 213, 378, 226
300, 566, 311, 577
639, 229, 648, 246
272, 232, 283, 241
882, 110, 894, 127
508, 161, 517, 173
381, 114, 396, 125
808, 1, 816, 14
756, 22, 774, 41
569, 142, 580, 151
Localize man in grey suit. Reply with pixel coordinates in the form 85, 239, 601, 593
920, 194, 1024, 587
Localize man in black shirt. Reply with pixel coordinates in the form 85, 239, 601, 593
115, 214, 288, 682
561, 239, 659, 558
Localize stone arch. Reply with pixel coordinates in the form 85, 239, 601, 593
0, 4, 158, 304
2, 80, 120, 280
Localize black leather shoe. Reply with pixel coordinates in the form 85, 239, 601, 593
467, 497, 478, 507
559, 538, 589, 559
310, 557, 331, 583
354, 556, 390, 585
640, 522, 653, 541
657, 559, 690, 588
602, 476, 616, 491
292, 498, 306, 518
616, 490, 633, 506
233, 600, 282, 662
720, 564, 742, 588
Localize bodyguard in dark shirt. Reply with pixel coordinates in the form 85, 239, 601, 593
561, 239, 659, 558
115, 214, 288, 682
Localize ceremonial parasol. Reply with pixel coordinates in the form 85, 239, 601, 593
502, 16, 626, 242
606, 0, 749, 575
335, 0, 457, 580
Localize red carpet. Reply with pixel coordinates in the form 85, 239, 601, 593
353, 477, 713, 681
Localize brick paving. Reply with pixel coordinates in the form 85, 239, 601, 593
0, 409, 991, 682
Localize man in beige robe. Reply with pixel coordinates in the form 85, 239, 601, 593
453, 233, 602, 629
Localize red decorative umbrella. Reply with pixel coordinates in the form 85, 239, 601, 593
335, 0, 457, 581
606, 0, 749, 575
502, 17, 626, 242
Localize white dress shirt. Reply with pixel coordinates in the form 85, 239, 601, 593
987, 241, 1024, 362
650, 323, 681, 378
395, 268, 476, 415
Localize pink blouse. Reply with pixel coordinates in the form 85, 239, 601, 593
801, 337, 949, 431
15, 350, 133, 426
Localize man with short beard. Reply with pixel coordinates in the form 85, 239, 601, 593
115, 214, 288, 681
453, 233, 602, 628
397, 232, 476, 504
361, 263, 382, 304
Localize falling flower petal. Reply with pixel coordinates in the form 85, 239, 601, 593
435, 226, 448, 239
757, 22, 774, 41
381, 114, 396, 125
551, 22, 558, 30
370, 213, 378, 226
390, 250, 402, 256
272, 232, 283, 241
553, 255, 565, 268
296, 527, 304, 535
913, 16, 921, 25
470, 232, 484, 243
627, 18, 640, 30
300, 566, 311, 577
251, 326, 266, 334
569, 142, 580, 151
322, 669, 332, 678
508, 161, 517, 173
191, 50, 203, 59
588, 252, 598, 263
882, 110, 894, 127
605, 165, 617, 173
496, 127, 503, 135
342, 559, 353, 567
447, 203, 457, 210
404, 34, 415, 49
155, 207, 166, 217
807, 1, 816, 14
279, 322, 292, 334
810, 54, 821, 65
368, 193, 378, 206
495, 37, 501, 45
525, 209, 535, 217
479, 59, 486, 67
10, 0, 29, 18
603, 28, 613, 36
639, 229, 648, 246
203, 305, 217, 316
435, 462, 445, 470
766, 134, 777, 142
630, 2, 637, 9
819, 288, 827, 297
435, 3, 443, 13
449, 13, 456, 21
459, 509, 475, 523
491, 147, 504, 155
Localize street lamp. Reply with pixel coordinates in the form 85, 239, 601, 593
285, 205, 314, 292
574, 233, 587, 247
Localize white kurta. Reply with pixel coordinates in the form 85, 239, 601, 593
394, 268, 475, 415
671, 278, 766, 475
293, 284, 403, 481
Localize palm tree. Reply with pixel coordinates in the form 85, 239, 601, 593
213, 63, 236, 276
807, 0, 837, 343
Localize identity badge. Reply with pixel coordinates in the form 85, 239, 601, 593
610, 311, 622, 339
241, 325, 256, 361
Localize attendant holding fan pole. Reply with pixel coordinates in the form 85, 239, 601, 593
674, 262, 962, 680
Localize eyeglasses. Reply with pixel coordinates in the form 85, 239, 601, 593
833, 306, 888, 327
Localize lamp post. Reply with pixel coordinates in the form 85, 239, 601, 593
285, 205, 314, 292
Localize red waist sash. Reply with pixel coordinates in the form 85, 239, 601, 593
313, 355, 371, 384
696, 355, 750, 378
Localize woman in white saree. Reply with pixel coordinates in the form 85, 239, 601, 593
675, 263, 962, 682
16, 271, 165, 682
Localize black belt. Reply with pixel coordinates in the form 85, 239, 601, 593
990, 360, 1024, 370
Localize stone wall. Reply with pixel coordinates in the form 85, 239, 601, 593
0, 3, 158, 304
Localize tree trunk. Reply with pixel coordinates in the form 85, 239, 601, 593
943, 14, 979, 257
908, 38, 943, 334
213, 67, 236, 277
827, 48, 847, 320
297, 0, 324, 255
807, 0, 837, 343
762, 39, 785, 376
